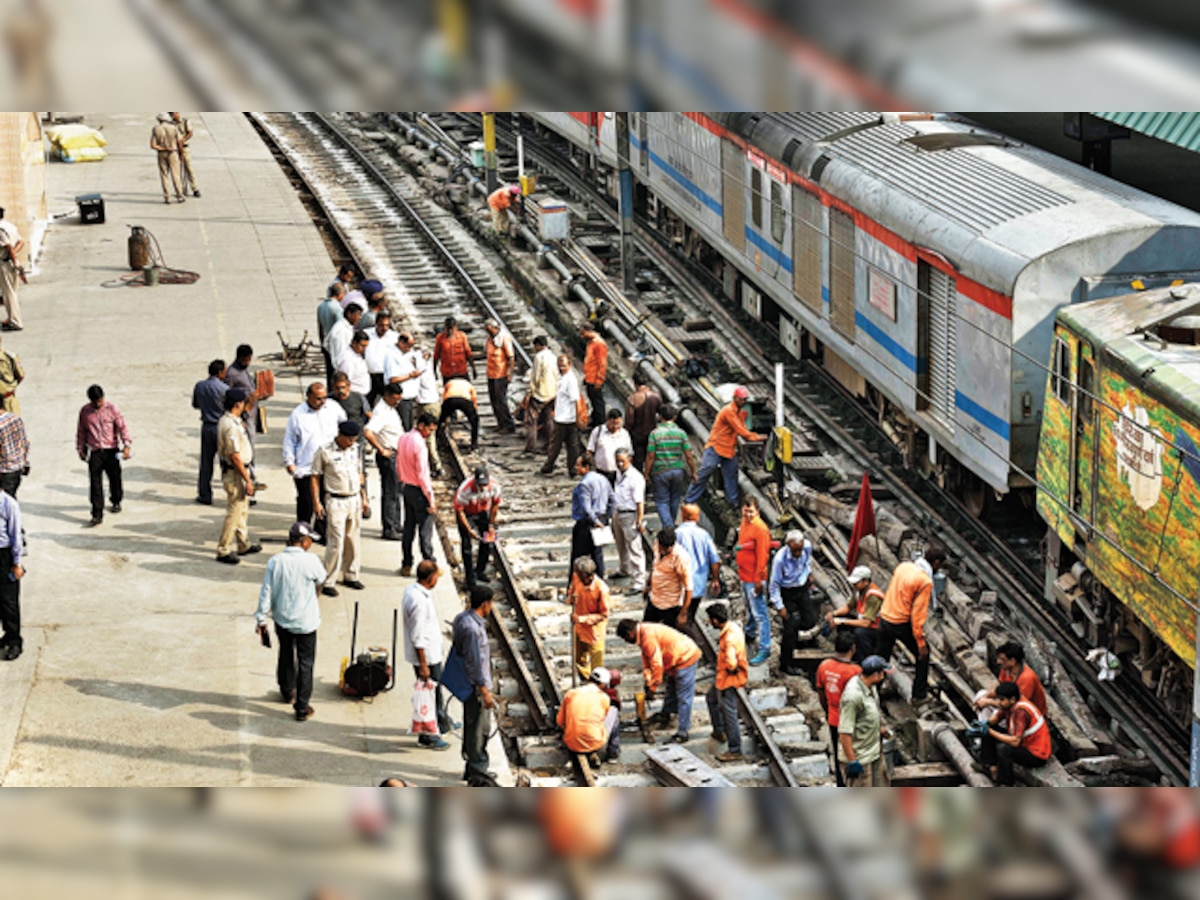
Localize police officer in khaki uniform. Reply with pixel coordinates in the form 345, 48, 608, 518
0, 208, 24, 331
151, 112, 185, 204
311, 419, 368, 596
171, 112, 201, 197
0, 338, 24, 413
215, 389, 261, 565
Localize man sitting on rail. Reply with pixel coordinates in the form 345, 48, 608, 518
979, 681, 1051, 786
973, 640, 1048, 717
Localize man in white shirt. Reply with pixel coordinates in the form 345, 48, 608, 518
384, 331, 423, 430
364, 383, 405, 541
540, 354, 583, 477
283, 382, 346, 543
413, 345, 442, 477
587, 409, 633, 484
364, 312, 398, 406
612, 448, 647, 593
402, 559, 453, 750
0, 208, 24, 332
323, 302, 364, 372
336, 330, 372, 397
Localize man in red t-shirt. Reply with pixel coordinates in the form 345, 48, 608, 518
815, 630, 862, 785
974, 640, 1048, 716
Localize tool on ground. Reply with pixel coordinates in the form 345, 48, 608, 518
339, 603, 397, 699
635, 690, 655, 745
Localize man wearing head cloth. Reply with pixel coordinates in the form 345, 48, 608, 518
310, 419, 369, 595
357, 280, 385, 330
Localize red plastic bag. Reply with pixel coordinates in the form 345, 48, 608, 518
410, 679, 438, 735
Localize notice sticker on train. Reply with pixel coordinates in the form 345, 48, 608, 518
1112, 403, 1164, 511
868, 269, 897, 321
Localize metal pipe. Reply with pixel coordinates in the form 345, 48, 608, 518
931, 723, 994, 788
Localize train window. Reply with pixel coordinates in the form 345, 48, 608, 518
1079, 354, 1095, 421
751, 168, 763, 229
770, 181, 785, 243
1053, 337, 1071, 404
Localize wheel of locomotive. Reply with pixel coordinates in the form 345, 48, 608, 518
959, 470, 991, 519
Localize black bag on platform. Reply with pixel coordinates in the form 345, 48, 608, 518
340, 603, 397, 699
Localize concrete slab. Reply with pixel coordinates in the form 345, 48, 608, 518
0, 113, 507, 785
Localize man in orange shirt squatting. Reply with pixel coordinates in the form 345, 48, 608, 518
979, 681, 1051, 785
705, 603, 748, 763
737, 496, 773, 667
488, 183, 520, 236
816, 630, 861, 785
617, 619, 701, 743
684, 385, 764, 508
557, 666, 620, 768
877, 542, 946, 702
973, 640, 1048, 716
568, 556, 610, 680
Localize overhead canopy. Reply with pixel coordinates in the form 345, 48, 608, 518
1093, 112, 1200, 154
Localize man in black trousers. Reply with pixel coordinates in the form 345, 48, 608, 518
192, 359, 228, 505
0, 489, 23, 660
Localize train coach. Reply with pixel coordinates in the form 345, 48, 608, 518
529, 111, 1200, 516
1037, 283, 1200, 721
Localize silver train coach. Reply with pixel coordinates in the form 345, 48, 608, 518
529, 111, 1200, 513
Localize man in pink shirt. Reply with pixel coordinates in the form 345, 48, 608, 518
76, 385, 132, 526
397, 412, 438, 577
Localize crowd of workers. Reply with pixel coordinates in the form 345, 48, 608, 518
233, 261, 1061, 787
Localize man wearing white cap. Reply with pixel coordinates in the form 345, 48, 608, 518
827, 565, 885, 662
838, 655, 893, 787
684, 385, 764, 508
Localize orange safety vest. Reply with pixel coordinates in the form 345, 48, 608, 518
1010, 698, 1052, 760
855, 585, 885, 629
716, 621, 748, 691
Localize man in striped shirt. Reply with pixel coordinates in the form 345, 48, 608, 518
643, 405, 695, 528
0, 408, 29, 497
76, 385, 132, 527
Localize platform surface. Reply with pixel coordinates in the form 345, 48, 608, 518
0, 112, 509, 786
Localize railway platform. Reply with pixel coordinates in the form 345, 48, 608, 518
0, 113, 509, 786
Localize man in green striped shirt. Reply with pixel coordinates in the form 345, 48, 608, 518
643, 404, 695, 528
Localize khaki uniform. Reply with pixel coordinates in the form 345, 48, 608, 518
0, 219, 23, 329
0, 350, 24, 414
151, 122, 184, 202
174, 115, 200, 194
311, 440, 362, 586
216, 412, 254, 556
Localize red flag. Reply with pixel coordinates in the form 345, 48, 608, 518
846, 472, 876, 569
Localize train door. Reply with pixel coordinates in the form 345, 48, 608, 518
793, 187, 823, 314
1072, 339, 1097, 529
721, 140, 745, 252
829, 208, 856, 339
917, 260, 956, 431
637, 114, 649, 176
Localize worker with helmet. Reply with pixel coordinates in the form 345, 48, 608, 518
557, 666, 621, 767
487, 183, 521, 236
826, 564, 885, 662
683, 385, 765, 509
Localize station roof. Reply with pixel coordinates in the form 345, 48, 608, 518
1093, 112, 1200, 154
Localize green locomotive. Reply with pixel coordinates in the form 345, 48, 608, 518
1037, 282, 1200, 724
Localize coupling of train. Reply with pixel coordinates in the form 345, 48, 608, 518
250, 110, 1200, 787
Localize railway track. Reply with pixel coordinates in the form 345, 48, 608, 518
385, 111, 1189, 784
250, 112, 830, 787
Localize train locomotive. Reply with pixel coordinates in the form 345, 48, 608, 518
527, 110, 1200, 721
1037, 283, 1200, 722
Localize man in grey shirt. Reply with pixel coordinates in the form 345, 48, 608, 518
255, 521, 327, 722
452, 584, 496, 783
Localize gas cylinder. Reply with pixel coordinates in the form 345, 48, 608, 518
128, 225, 151, 271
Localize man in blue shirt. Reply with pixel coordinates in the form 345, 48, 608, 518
569, 451, 614, 580
192, 358, 228, 505
0, 489, 24, 660
452, 584, 497, 784
674, 504, 721, 605
769, 530, 814, 676
255, 521, 327, 721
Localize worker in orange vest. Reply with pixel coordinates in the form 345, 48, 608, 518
557, 666, 620, 767
617, 618, 701, 743
488, 183, 520, 236
704, 603, 748, 763
877, 542, 946, 701
827, 564, 885, 662
980, 681, 1051, 785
